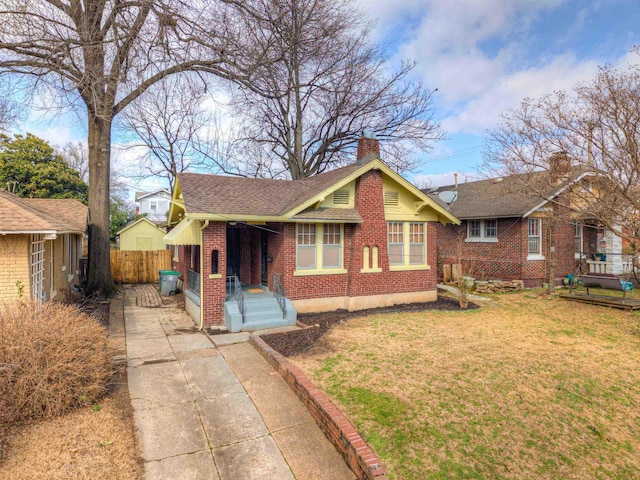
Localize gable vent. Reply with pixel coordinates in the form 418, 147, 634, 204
384, 191, 399, 206
333, 190, 350, 205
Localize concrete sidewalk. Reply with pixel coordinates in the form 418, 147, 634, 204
124, 285, 354, 480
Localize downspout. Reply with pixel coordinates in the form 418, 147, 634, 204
198, 220, 209, 330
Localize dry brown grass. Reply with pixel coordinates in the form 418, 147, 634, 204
293, 291, 640, 480
0, 370, 143, 480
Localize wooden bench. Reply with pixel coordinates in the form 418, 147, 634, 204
577, 275, 629, 301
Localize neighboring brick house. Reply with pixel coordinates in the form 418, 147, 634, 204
0, 190, 88, 302
135, 189, 171, 222
429, 169, 626, 287
164, 137, 459, 331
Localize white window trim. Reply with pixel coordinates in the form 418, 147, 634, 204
465, 219, 498, 243
527, 218, 544, 260
387, 222, 430, 271
574, 223, 583, 260
294, 223, 346, 275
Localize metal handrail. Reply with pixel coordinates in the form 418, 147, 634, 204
226, 275, 245, 323
273, 273, 286, 319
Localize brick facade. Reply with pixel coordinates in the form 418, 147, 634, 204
437, 217, 587, 287
194, 169, 440, 325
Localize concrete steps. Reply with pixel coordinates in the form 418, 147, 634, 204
224, 287, 297, 333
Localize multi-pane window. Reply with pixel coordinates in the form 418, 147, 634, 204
296, 224, 317, 269
322, 224, 341, 268
468, 220, 481, 238
467, 219, 497, 240
409, 223, 425, 264
574, 223, 583, 255
388, 222, 427, 267
387, 222, 404, 265
528, 218, 541, 255
484, 219, 497, 238
149, 200, 157, 211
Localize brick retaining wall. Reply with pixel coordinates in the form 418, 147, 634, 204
250, 336, 388, 480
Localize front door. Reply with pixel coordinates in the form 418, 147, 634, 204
261, 231, 268, 286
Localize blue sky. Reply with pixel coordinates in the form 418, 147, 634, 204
357, 0, 640, 187
14, 0, 640, 191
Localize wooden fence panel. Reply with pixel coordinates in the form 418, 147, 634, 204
110, 250, 172, 284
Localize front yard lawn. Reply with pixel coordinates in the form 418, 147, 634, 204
292, 291, 640, 480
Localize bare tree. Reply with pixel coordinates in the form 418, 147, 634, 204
484, 57, 640, 275
228, 0, 443, 179
119, 76, 235, 189
0, 0, 278, 294
59, 141, 89, 182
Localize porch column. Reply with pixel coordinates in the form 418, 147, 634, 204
202, 222, 227, 325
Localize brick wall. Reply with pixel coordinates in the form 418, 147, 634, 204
280, 170, 438, 301
438, 217, 582, 287
202, 223, 226, 325
251, 336, 388, 480
0, 235, 30, 301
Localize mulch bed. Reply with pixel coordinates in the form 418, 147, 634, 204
261, 296, 479, 357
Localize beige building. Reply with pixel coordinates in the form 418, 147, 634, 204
0, 190, 88, 302
117, 217, 167, 251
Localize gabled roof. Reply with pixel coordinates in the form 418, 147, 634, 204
116, 216, 166, 236
0, 190, 88, 234
135, 189, 171, 202
429, 168, 592, 220
173, 158, 458, 224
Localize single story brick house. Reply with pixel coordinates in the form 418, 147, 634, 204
429, 168, 627, 287
165, 137, 459, 331
0, 190, 88, 302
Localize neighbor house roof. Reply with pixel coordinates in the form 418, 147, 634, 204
0, 190, 88, 234
172, 158, 458, 225
428, 168, 592, 220
135, 189, 171, 202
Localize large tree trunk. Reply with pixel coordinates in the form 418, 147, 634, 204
86, 114, 115, 296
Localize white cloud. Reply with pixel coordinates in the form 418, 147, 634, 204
443, 54, 601, 134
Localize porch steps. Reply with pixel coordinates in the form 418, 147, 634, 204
224, 288, 297, 333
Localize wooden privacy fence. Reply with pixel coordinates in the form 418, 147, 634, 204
110, 250, 172, 284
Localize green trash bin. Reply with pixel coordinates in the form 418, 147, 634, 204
159, 270, 180, 296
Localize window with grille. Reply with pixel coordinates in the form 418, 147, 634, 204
297, 224, 317, 269
484, 219, 497, 238
467, 219, 497, 241
387, 222, 404, 265
528, 218, 541, 255
468, 220, 481, 238
409, 223, 425, 264
322, 224, 341, 268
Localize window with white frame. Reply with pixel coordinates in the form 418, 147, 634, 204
296, 224, 343, 271
409, 223, 425, 264
296, 224, 317, 269
574, 223, 583, 257
388, 222, 427, 268
467, 219, 497, 241
322, 224, 341, 268
528, 218, 541, 255
387, 222, 404, 266
149, 200, 158, 211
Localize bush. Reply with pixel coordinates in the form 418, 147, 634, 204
0, 300, 112, 424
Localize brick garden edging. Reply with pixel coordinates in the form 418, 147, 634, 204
250, 336, 388, 480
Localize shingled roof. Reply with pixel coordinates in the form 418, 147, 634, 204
177, 162, 363, 218
429, 168, 592, 219
0, 190, 88, 234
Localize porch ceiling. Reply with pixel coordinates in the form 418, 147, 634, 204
163, 218, 201, 245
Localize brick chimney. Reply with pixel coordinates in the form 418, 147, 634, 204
548, 151, 571, 179
356, 132, 380, 164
